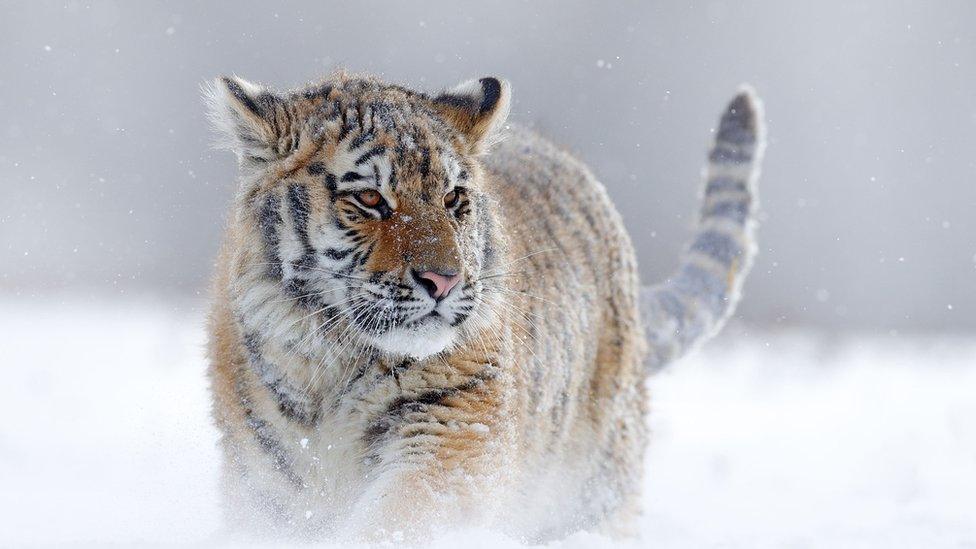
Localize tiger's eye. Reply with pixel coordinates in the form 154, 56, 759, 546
443, 189, 459, 208
357, 190, 382, 208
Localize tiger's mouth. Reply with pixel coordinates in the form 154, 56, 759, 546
342, 275, 476, 359
410, 310, 444, 324
366, 315, 457, 360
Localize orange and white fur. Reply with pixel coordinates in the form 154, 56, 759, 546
205, 71, 764, 541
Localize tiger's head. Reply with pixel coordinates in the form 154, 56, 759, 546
208, 73, 510, 360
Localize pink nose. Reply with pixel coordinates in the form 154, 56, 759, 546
413, 270, 462, 300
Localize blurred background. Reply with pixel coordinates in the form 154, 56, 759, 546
2, 0, 975, 332
2, 2, 975, 547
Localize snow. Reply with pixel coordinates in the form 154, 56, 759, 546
1, 297, 974, 547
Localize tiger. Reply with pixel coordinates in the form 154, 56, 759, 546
204, 71, 764, 542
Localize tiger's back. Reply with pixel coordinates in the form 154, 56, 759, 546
482, 126, 648, 532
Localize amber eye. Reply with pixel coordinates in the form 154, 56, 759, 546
443, 189, 459, 208
356, 190, 383, 208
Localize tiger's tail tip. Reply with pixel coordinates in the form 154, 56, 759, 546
718, 84, 766, 149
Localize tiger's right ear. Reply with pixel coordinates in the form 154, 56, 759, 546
432, 77, 511, 154
204, 75, 288, 167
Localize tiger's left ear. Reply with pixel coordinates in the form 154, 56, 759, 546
204, 75, 293, 169
432, 77, 511, 154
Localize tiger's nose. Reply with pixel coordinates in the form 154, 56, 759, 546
411, 269, 462, 300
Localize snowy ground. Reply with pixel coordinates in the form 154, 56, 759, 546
1, 296, 974, 548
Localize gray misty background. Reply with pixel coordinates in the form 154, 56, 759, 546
2, 0, 974, 332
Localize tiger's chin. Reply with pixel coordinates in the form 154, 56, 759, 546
368, 317, 457, 360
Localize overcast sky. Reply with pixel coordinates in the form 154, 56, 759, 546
2, 1, 974, 331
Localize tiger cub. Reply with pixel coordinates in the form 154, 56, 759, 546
205, 71, 764, 541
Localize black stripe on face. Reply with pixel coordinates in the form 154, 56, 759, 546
307, 162, 327, 176
349, 248, 368, 269
372, 164, 382, 188
356, 244, 376, 267
325, 100, 342, 121
341, 171, 368, 183
338, 109, 356, 142
354, 146, 387, 166
347, 202, 375, 220
287, 184, 316, 267
258, 194, 283, 280
388, 165, 398, 190
450, 310, 470, 326
349, 128, 375, 150
323, 247, 352, 261
283, 278, 325, 311
419, 147, 431, 177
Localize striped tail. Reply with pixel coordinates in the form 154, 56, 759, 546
641, 87, 766, 373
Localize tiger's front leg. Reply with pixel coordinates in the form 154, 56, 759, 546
346, 352, 514, 540
347, 445, 501, 540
